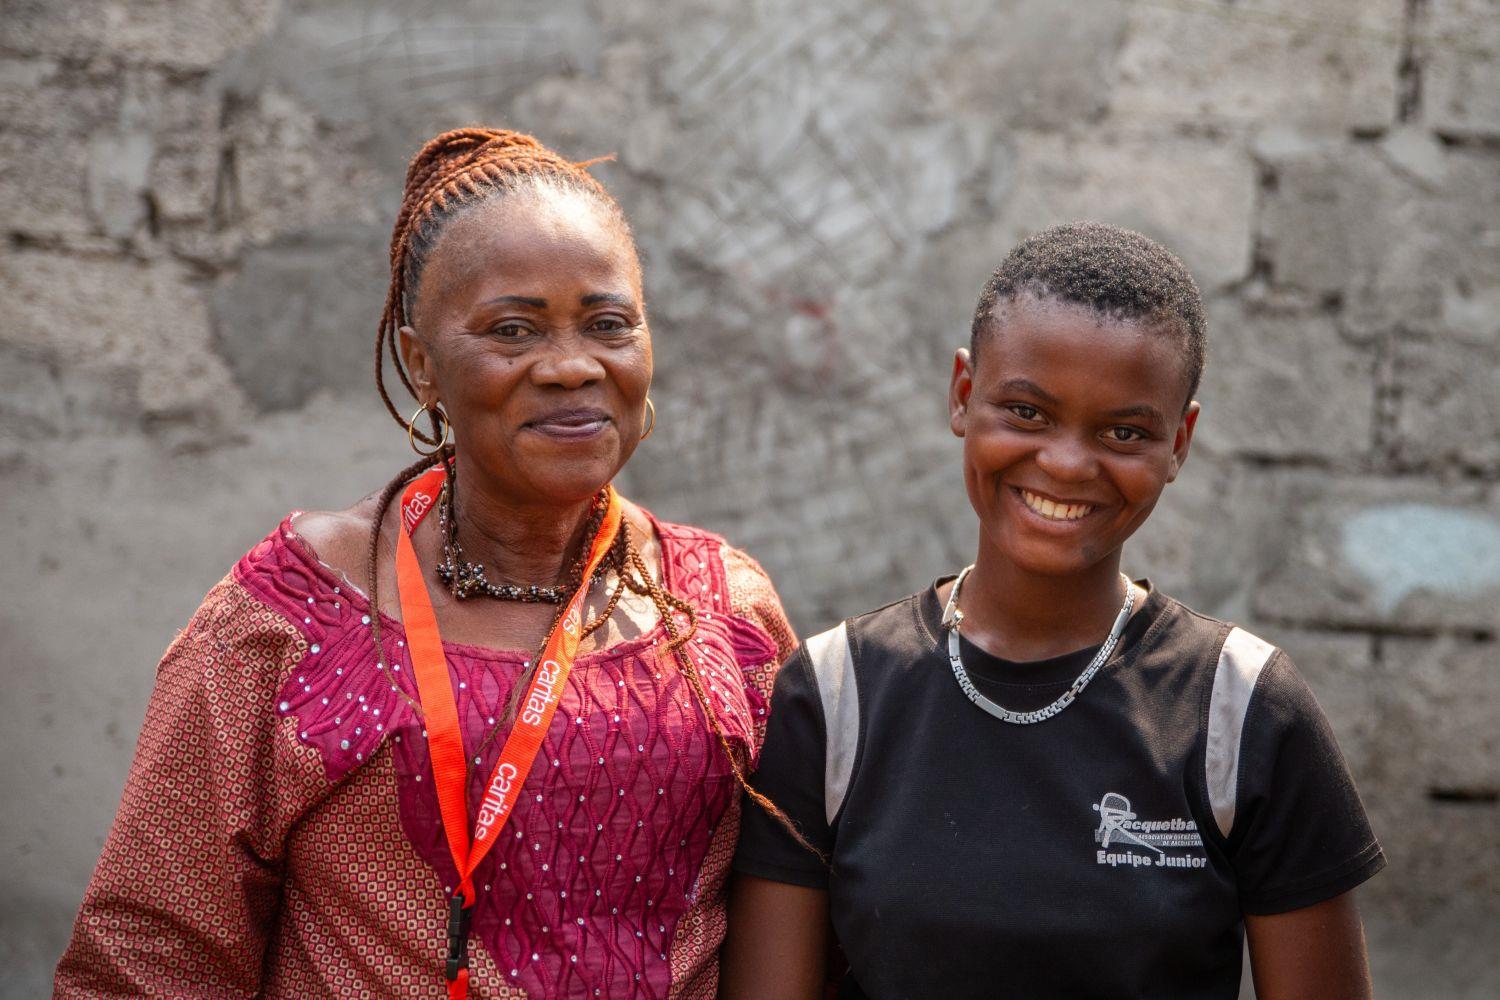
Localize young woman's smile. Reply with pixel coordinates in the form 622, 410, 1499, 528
950, 294, 1199, 577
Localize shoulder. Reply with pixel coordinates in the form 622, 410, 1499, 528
840, 588, 935, 667
284, 493, 388, 592
643, 510, 787, 619
1118, 589, 1289, 695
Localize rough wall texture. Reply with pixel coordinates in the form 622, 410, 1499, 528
2, 0, 1497, 995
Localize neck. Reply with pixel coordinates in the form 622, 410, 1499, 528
954, 540, 1129, 661
446, 470, 600, 586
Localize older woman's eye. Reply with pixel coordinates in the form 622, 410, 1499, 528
491, 323, 531, 339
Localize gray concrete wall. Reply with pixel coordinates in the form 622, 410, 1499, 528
2, 0, 1497, 994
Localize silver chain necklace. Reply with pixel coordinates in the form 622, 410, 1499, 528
940, 566, 1136, 725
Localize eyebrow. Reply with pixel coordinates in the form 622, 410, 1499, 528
477, 294, 547, 309
1106, 404, 1167, 425
580, 293, 636, 308
997, 378, 1061, 404
998, 378, 1166, 425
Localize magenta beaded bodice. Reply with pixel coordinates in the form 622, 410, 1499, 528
240, 513, 783, 998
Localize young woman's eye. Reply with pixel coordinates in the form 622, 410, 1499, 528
1007, 404, 1042, 421
588, 316, 633, 335
1107, 426, 1147, 443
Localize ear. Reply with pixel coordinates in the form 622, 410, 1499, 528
949, 347, 975, 438
398, 325, 437, 404
1166, 401, 1200, 482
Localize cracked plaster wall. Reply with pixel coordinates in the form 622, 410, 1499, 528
2, 0, 1497, 994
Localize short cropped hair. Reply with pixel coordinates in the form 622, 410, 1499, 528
970, 221, 1206, 402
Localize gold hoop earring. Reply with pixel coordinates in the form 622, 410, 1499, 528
641, 397, 656, 441
407, 402, 451, 457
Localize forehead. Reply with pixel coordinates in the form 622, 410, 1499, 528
976, 297, 1191, 410
414, 186, 640, 320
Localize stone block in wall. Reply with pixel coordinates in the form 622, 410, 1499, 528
0, 130, 96, 239
0, 57, 119, 136
1380, 636, 1499, 795
995, 130, 1256, 291
1195, 295, 1376, 463
1389, 331, 1500, 473
0, 0, 278, 71
1111, 0, 1404, 132
0, 341, 142, 441
1, 64, 227, 242
1363, 792, 1500, 916
1422, 0, 1500, 141
220, 87, 383, 245
1255, 136, 1390, 300
141, 73, 223, 225
1359, 692, 1500, 915
920, 0, 1127, 128
1249, 471, 1500, 633
1257, 137, 1500, 335
209, 226, 390, 413
0, 248, 246, 434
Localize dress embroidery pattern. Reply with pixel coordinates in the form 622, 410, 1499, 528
240, 513, 780, 998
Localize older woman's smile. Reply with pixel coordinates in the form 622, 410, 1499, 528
525, 406, 612, 440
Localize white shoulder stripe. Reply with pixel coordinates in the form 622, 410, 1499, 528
805, 622, 859, 825
1205, 627, 1277, 839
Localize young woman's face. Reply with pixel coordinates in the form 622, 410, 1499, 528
949, 294, 1199, 578
401, 185, 652, 506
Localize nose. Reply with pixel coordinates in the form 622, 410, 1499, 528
1034, 431, 1099, 483
530, 333, 606, 390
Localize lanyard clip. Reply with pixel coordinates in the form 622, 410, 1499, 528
445, 894, 473, 981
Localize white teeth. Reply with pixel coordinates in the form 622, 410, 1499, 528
1020, 490, 1093, 522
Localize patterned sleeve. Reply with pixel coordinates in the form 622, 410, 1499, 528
721, 545, 798, 746
54, 575, 320, 998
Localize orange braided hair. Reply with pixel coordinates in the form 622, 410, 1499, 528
376, 126, 623, 445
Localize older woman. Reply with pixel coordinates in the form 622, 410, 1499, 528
56, 128, 796, 999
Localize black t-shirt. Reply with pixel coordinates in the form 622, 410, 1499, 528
734, 581, 1385, 1000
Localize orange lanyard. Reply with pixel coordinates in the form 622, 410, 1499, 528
395, 467, 622, 998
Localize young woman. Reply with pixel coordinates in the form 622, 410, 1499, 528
723, 222, 1384, 1000
55, 128, 796, 999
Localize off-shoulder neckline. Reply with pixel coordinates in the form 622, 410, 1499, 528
267, 508, 694, 665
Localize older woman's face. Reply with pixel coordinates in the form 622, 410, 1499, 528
402, 186, 651, 506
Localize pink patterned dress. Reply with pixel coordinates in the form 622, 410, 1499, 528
55, 511, 794, 999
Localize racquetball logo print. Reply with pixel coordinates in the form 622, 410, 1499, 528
1093, 792, 1206, 869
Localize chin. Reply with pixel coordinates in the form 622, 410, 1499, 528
1003, 544, 1095, 578
982, 519, 1110, 578
538, 454, 629, 501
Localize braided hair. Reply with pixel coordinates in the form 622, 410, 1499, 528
365, 127, 821, 860
376, 127, 630, 444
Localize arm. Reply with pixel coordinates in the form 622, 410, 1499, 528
720, 874, 830, 1000
1246, 890, 1373, 1000
1223, 649, 1385, 1000
55, 576, 300, 997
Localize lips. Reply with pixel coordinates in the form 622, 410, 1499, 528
525, 407, 611, 439
1014, 487, 1096, 522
